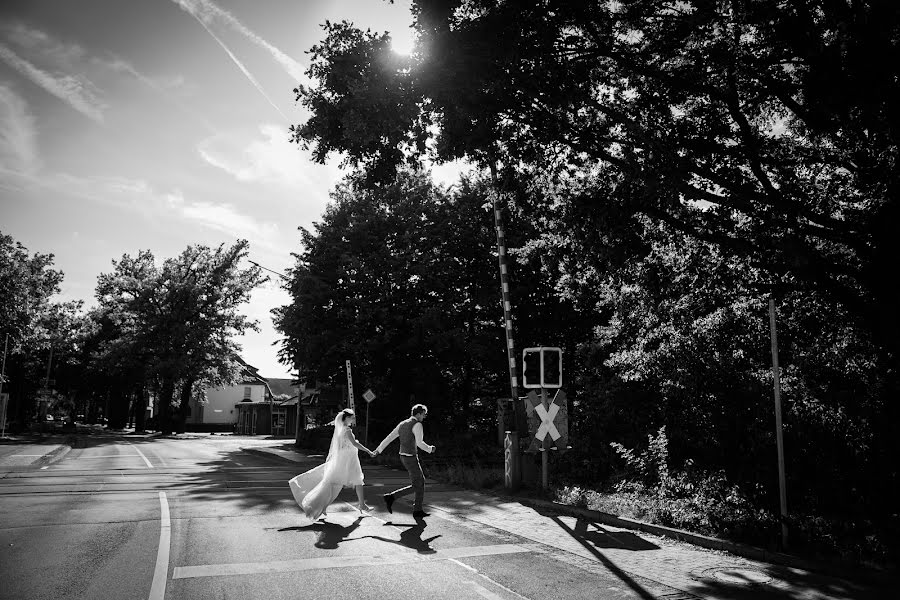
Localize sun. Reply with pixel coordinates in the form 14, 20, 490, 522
390, 33, 415, 56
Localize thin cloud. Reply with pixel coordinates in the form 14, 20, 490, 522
0, 83, 40, 175
165, 189, 280, 242
0, 42, 107, 122
196, 124, 342, 188
172, 0, 308, 84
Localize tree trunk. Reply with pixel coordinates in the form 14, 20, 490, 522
134, 384, 147, 433
175, 377, 195, 434
159, 378, 174, 435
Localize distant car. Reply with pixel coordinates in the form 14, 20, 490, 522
45, 414, 54, 421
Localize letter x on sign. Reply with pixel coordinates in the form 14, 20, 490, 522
534, 402, 561, 442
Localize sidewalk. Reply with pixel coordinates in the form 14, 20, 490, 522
243, 444, 893, 600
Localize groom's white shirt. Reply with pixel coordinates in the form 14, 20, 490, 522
375, 420, 434, 456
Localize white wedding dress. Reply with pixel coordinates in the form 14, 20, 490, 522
288, 414, 364, 522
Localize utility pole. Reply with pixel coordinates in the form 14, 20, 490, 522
1, 334, 9, 438
769, 296, 789, 549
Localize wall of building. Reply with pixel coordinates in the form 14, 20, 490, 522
200, 382, 266, 424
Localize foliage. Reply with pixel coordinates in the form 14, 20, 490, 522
295, 1, 900, 363
275, 171, 589, 426
610, 426, 669, 487
0, 231, 95, 427
0, 231, 65, 350
94, 241, 264, 432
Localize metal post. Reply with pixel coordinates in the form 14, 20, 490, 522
489, 163, 521, 430
504, 431, 520, 491
541, 447, 548, 490
365, 400, 370, 446
540, 387, 549, 489
769, 297, 789, 548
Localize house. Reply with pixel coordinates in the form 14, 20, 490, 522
187, 359, 273, 433
266, 378, 299, 437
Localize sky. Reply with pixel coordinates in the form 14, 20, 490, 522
0, 0, 453, 380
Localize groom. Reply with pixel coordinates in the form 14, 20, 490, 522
373, 404, 435, 519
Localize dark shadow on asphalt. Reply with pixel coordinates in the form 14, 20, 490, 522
534, 507, 894, 600
571, 518, 660, 551
276, 515, 366, 550
680, 561, 894, 600
278, 515, 366, 549
359, 520, 441, 554
542, 513, 658, 600
22, 432, 318, 512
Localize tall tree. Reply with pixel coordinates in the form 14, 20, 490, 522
0, 231, 79, 428
293, 1, 900, 362
275, 172, 587, 431
95, 241, 264, 434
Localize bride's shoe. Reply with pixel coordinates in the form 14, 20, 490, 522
357, 503, 373, 513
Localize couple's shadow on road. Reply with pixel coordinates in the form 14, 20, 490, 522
366, 519, 442, 554
278, 515, 441, 553
278, 515, 365, 549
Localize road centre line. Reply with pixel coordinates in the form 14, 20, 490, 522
127, 443, 154, 468
172, 544, 530, 579
149, 491, 171, 600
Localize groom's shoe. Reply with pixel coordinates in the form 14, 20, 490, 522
383, 494, 394, 514
412, 510, 430, 519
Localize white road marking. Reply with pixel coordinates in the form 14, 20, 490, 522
149, 491, 170, 600
451, 558, 532, 600
127, 443, 154, 468
71, 455, 148, 459
12, 454, 45, 457
464, 580, 506, 600
40, 466, 49, 470
172, 544, 529, 579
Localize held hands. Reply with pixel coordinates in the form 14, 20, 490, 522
369, 450, 378, 458
429, 445, 436, 454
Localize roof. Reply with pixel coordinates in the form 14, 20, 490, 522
267, 378, 297, 398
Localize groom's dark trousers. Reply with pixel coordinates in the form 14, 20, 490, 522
392, 454, 425, 511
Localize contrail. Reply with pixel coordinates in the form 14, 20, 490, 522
172, 0, 308, 85
188, 14, 290, 122
104, 57, 217, 133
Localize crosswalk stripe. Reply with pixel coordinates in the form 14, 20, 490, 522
172, 544, 530, 579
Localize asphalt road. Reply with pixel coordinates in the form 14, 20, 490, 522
0, 434, 668, 600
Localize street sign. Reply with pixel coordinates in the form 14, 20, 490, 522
524, 389, 569, 454
363, 389, 376, 403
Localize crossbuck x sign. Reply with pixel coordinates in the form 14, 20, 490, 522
534, 401, 561, 442
524, 390, 569, 454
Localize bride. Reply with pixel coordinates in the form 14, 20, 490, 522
289, 409, 375, 521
